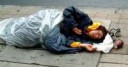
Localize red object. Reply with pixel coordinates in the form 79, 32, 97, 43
114, 39, 124, 49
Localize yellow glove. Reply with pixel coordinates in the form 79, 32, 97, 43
70, 42, 81, 48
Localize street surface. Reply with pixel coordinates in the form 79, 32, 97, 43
0, 0, 128, 9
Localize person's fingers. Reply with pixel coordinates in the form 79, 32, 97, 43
75, 28, 82, 35
80, 44, 95, 52
86, 45, 92, 51
86, 45, 96, 52
76, 31, 82, 35
91, 48, 96, 52
73, 27, 82, 35
87, 45, 93, 48
77, 29, 82, 33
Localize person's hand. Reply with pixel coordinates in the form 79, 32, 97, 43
72, 27, 82, 35
80, 44, 96, 52
85, 45, 96, 52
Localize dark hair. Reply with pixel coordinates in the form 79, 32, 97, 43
85, 25, 108, 43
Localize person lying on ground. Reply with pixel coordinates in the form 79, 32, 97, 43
59, 6, 123, 53
0, 6, 123, 54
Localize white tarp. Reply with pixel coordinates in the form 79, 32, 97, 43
0, 9, 63, 47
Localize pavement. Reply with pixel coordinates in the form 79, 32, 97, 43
0, 5, 128, 67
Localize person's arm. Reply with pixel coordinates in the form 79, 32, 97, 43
62, 6, 93, 35
70, 42, 96, 52
65, 37, 96, 52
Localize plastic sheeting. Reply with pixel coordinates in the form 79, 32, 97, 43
0, 9, 63, 47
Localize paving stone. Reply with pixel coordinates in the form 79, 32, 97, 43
0, 9, 38, 15
117, 28, 128, 37
95, 12, 109, 17
107, 21, 119, 30
87, 12, 96, 19
120, 13, 128, 19
0, 62, 47, 67
119, 24, 128, 29
0, 45, 100, 67
0, 6, 42, 15
93, 16, 107, 20
106, 18, 119, 23
118, 9, 128, 14
0, 14, 29, 19
119, 19, 128, 25
109, 22, 119, 29
110, 44, 128, 54
0, 5, 115, 15
78, 7, 115, 14
108, 13, 121, 19
0, 38, 6, 53
100, 54, 128, 64
82, 8, 115, 13
0, 45, 6, 52
98, 63, 128, 67
0, 38, 5, 45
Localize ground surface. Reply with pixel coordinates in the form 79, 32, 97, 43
0, 5, 128, 67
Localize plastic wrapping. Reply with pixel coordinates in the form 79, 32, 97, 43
0, 9, 63, 47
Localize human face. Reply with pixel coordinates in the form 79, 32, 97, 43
86, 30, 103, 39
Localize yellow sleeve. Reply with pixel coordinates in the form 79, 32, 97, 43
70, 42, 81, 48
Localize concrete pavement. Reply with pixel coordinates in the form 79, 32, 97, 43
0, 5, 128, 67
1, 0, 128, 9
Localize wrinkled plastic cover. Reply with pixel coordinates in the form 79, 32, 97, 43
0, 9, 63, 47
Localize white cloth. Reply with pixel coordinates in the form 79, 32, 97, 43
93, 34, 114, 53
0, 9, 63, 47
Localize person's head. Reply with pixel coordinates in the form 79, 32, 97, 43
114, 39, 124, 49
83, 22, 108, 40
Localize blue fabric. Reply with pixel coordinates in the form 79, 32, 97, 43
44, 6, 94, 54
60, 6, 93, 47
61, 6, 93, 37
44, 26, 83, 54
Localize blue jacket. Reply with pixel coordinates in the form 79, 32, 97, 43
44, 6, 93, 54
60, 6, 93, 47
